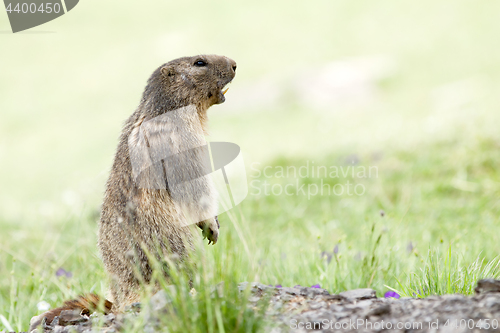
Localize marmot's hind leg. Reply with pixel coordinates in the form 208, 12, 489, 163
29, 294, 113, 331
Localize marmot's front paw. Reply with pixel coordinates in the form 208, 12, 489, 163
197, 216, 219, 245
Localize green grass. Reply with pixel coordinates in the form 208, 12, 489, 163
394, 247, 500, 298
1, 136, 500, 332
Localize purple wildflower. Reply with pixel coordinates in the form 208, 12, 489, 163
384, 291, 400, 299
412, 289, 425, 297
333, 244, 339, 254
311, 284, 321, 288
56, 268, 72, 278
321, 251, 332, 264
407, 242, 414, 253
275, 285, 282, 288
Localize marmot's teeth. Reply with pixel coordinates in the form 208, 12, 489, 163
222, 88, 229, 95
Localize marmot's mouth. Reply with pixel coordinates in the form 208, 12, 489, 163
221, 81, 231, 95
216, 81, 232, 104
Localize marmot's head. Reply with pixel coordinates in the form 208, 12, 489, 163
156, 54, 236, 109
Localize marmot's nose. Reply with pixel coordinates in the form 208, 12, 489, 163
227, 58, 237, 73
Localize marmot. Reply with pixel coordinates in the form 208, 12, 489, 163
33, 55, 236, 326
99, 54, 236, 308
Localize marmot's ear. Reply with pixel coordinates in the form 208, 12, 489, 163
161, 65, 175, 77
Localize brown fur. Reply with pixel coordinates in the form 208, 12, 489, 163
100, 54, 236, 309
36, 55, 236, 323
29, 294, 112, 329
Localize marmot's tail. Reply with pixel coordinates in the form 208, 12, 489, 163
30, 294, 113, 330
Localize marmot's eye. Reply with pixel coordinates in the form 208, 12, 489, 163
194, 60, 207, 67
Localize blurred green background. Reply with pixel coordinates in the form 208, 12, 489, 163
1, 0, 499, 220
1, 0, 500, 330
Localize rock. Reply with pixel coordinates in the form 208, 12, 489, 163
339, 288, 377, 300
353, 299, 373, 309
366, 304, 391, 317
248, 296, 261, 303
59, 310, 86, 325
320, 294, 345, 302
245, 281, 500, 332
299, 287, 329, 298
149, 290, 170, 311
308, 301, 326, 310
253, 283, 275, 291
29, 314, 44, 332
238, 282, 249, 292
279, 294, 295, 302
100, 313, 115, 326
124, 302, 141, 313
279, 287, 300, 296
25, 279, 500, 333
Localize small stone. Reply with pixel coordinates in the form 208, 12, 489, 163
354, 300, 373, 308
124, 302, 141, 313
309, 301, 326, 310
280, 294, 295, 302
321, 294, 346, 302
238, 282, 249, 292
254, 283, 273, 291
300, 287, 330, 298
42, 316, 52, 331
280, 287, 299, 296
53, 326, 66, 333
482, 296, 500, 309
59, 310, 85, 325
475, 279, 500, 294
62, 325, 80, 333
29, 314, 45, 332
339, 288, 377, 300
273, 302, 283, 311
149, 290, 170, 311
366, 304, 391, 317
102, 313, 116, 325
